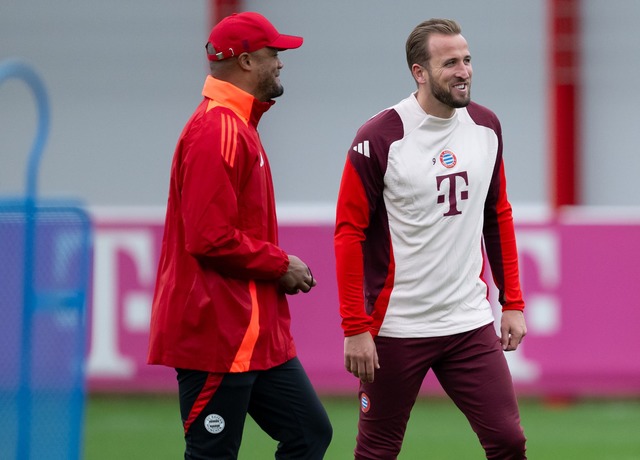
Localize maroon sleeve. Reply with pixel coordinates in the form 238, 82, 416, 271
468, 103, 525, 311
335, 109, 404, 336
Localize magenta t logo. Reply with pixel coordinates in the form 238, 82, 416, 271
436, 171, 469, 216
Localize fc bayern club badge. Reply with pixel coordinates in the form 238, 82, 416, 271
439, 149, 457, 168
360, 393, 371, 413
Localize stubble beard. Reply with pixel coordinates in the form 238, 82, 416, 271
257, 72, 284, 101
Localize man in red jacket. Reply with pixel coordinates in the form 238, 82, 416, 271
148, 12, 332, 459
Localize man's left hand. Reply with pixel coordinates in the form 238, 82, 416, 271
500, 310, 527, 351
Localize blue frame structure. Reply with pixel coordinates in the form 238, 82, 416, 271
1, 59, 92, 460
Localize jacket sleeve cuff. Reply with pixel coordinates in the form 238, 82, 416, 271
277, 253, 290, 278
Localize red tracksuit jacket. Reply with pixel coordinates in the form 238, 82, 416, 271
148, 76, 296, 373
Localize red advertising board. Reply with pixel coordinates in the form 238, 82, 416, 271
86, 207, 640, 396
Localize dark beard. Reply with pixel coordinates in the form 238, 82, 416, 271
431, 79, 470, 109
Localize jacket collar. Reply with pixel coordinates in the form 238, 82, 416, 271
202, 75, 275, 126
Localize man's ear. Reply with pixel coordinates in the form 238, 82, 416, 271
412, 63, 428, 85
237, 52, 252, 71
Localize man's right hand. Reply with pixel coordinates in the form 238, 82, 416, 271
344, 331, 380, 383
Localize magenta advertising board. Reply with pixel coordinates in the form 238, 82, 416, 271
86, 207, 640, 396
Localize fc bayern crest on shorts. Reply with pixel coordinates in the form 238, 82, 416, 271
204, 413, 225, 434
439, 150, 457, 168
360, 393, 371, 413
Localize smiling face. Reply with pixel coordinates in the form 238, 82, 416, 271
415, 33, 472, 118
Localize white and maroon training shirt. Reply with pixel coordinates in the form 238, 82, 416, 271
335, 93, 524, 339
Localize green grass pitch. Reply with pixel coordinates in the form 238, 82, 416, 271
84, 394, 640, 459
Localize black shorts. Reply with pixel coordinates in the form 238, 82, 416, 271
177, 357, 332, 459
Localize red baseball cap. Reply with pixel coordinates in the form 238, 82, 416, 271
206, 12, 303, 61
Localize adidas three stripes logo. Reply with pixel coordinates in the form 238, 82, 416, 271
352, 140, 370, 158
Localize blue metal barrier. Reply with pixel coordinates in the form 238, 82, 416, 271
0, 59, 92, 460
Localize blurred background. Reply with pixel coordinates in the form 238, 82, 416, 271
3, 0, 640, 208
2, 0, 640, 458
